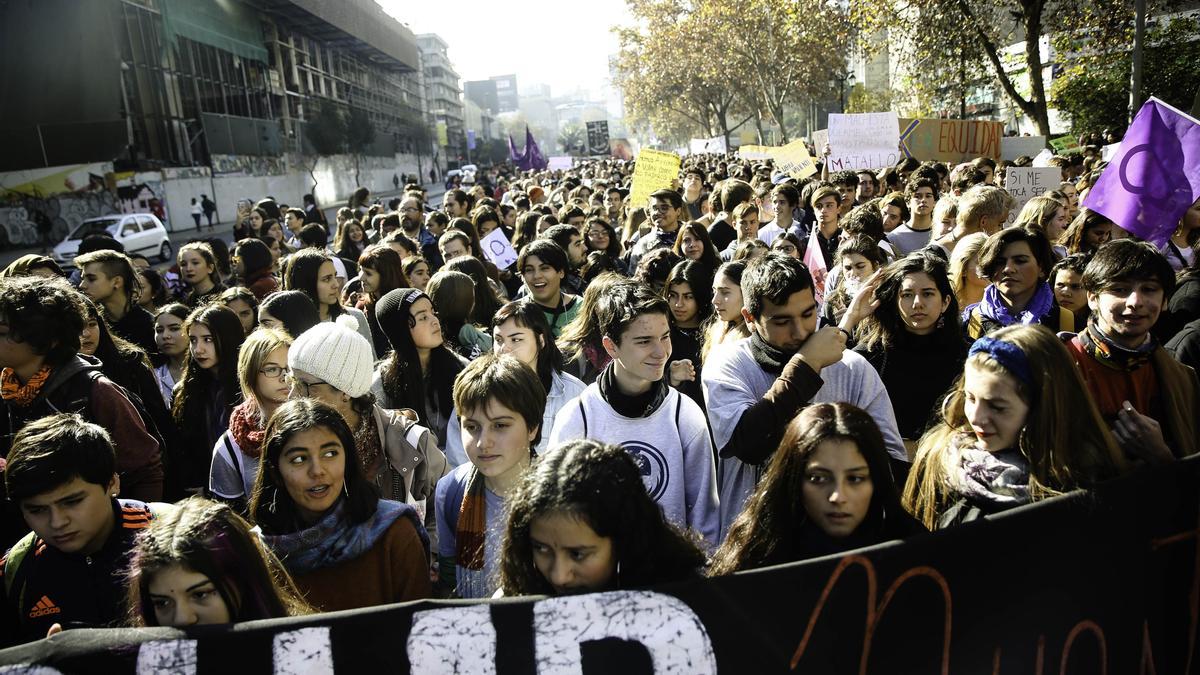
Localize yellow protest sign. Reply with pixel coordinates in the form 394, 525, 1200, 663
738, 145, 774, 160
771, 140, 817, 180
630, 149, 681, 208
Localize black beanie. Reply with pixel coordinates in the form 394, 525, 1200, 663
375, 287, 427, 353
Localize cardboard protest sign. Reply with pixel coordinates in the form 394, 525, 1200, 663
1001, 135, 1046, 161
480, 228, 518, 269
827, 112, 901, 171
629, 148, 681, 208
1004, 166, 1062, 227
811, 129, 828, 152
1049, 134, 1081, 154
1084, 98, 1200, 246
771, 140, 817, 180
547, 156, 573, 171
738, 145, 775, 161
898, 118, 1003, 163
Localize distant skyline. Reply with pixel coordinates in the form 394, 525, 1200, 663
378, 0, 628, 101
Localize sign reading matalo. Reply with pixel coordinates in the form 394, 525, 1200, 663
899, 118, 1004, 163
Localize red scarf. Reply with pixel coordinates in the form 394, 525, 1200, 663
228, 399, 266, 458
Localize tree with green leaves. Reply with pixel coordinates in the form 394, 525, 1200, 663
854, 0, 1188, 136
304, 99, 346, 194
345, 106, 376, 187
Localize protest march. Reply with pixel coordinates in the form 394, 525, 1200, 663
0, 5, 1199, 662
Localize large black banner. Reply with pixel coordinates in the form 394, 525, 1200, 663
1, 458, 1197, 674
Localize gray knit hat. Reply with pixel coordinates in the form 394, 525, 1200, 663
287, 321, 374, 398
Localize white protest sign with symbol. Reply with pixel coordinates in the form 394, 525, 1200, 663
481, 228, 518, 269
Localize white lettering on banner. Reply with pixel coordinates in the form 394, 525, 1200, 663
407, 604, 498, 675
136, 639, 198, 675
273, 628, 333, 675
827, 113, 900, 171
1004, 167, 1062, 227
532, 591, 717, 674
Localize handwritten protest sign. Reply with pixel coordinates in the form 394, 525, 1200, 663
1001, 135, 1046, 161
629, 148, 681, 208
827, 112, 901, 171
480, 228, 518, 269
1049, 135, 1081, 154
811, 129, 828, 153
771, 140, 817, 180
899, 118, 1003, 163
1004, 166, 1062, 227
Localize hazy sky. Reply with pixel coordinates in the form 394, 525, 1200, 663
378, 0, 629, 99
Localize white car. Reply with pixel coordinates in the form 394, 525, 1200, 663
52, 213, 172, 267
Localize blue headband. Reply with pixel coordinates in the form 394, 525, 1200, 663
968, 337, 1033, 386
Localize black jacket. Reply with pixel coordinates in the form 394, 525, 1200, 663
0, 499, 153, 647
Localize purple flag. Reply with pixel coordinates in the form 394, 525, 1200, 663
524, 126, 548, 171
1082, 98, 1200, 246
508, 134, 521, 163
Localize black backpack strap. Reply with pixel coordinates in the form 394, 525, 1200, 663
579, 399, 588, 438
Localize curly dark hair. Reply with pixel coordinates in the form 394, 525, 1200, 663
0, 275, 86, 367
499, 439, 706, 596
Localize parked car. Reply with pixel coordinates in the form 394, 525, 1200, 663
52, 213, 172, 267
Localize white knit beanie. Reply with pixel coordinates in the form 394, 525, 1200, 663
288, 321, 375, 398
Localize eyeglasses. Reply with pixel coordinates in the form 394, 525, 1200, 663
260, 364, 290, 380
287, 374, 329, 396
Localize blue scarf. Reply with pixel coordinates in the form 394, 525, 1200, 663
977, 281, 1055, 327
261, 498, 428, 575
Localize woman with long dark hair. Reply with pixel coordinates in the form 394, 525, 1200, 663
171, 304, 245, 493
853, 252, 967, 452
250, 399, 432, 611
710, 403, 926, 573
356, 245, 410, 356
664, 260, 714, 409
673, 221, 723, 272
499, 439, 706, 596
177, 242, 225, 308
444, 255, 507, 326
283, 248, 374, 352
153, 303, 191, 406
371, 288, 468, 450
232, 238, 278, 301
257, 290, 320, 339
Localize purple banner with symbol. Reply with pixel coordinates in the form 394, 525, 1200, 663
1082, 98, 1200, 246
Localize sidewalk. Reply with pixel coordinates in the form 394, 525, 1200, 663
0, 184, 446, 271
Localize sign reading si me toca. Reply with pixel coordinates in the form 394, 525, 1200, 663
826, 112, 901, 171
1004, 166, 1062, 227
629, 149, 681, 208
2, 458, 1196, 673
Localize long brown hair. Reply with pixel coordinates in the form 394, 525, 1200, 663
711, 403, 923, 575
357, 245, 409, 305
902, 325, 1125, 529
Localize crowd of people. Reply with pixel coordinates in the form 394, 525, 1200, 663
0, 144, 1197, 647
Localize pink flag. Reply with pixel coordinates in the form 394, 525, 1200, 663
803, 226, 828, 305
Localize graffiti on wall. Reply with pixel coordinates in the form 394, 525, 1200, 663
211, 154, 286, 177
0, 193, 118, 246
